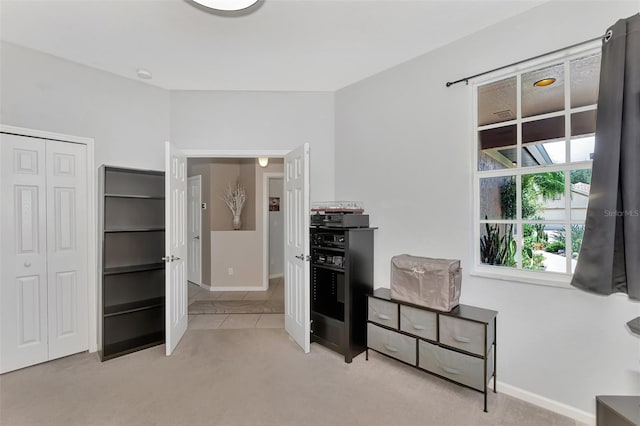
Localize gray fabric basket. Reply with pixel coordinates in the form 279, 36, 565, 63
390, 255, 462, 312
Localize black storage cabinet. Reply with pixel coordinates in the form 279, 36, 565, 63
310, 225, 375, 363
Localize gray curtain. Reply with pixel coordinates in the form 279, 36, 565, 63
571, 14, 639, 300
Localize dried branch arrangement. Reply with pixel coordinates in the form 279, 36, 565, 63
221, 183, 247, 217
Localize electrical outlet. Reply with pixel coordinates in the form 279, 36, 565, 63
228, 267, 234, 275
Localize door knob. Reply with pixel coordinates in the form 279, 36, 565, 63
194, 236, 200, 240
24, 261, 32, 267
295, 254, 304, 260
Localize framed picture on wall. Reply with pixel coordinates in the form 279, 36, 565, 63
269, 197, 280, 212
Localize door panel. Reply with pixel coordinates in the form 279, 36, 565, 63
165, 142, 188, 356
17, 275, 43, 345
1, 134, 48, 373
284, 143, 310, 353
187, 175, 202, 286
46, 140, 88, 360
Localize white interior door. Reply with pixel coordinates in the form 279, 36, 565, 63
165, 141, 188, 356
284, 143, 310, 353
1, 134, 49, 373
187, 175, 202, 286
45, 140, 88, 360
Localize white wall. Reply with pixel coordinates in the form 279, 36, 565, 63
269, 178, 284, 277
335, 0, 640, 419
170, 90, 335, 201
0, 42, 171, 171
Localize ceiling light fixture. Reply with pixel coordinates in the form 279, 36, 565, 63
136, 69, 152, 80
192, 0, 260, 11
533, 78, 556, 87
258, 157, 269, 168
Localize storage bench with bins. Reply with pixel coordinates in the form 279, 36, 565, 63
366, 288, 498, 412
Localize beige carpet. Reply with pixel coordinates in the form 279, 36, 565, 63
189, 298, 284, 314
0, 328, 584, 426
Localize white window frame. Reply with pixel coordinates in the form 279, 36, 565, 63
471, 41, 601, 288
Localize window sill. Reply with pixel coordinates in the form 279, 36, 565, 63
470, 266, 574, 290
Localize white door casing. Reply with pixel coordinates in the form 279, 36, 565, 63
284, 143, 310, 353
165, 141, 188, 356
0, 134, 49, 373
187, 175, 202, 286
45, 140, 88, 360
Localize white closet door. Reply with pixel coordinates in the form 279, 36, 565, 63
0, 134, 49, 373
45, 141, 88, 360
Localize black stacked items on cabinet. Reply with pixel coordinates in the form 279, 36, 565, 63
310, 225, 376, 363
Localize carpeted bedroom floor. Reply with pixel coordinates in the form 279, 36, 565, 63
0, 279, 586, 425
0, 327, 585, 426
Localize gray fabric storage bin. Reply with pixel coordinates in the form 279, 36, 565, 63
390, 255, 462, 312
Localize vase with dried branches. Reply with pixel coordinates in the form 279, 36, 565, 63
222, 183, 247, 230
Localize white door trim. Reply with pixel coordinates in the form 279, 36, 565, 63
0, 124, 97, 353
183, 149, 290, 158
262, 172, 285, 289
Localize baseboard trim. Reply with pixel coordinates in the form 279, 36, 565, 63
269, 273, 284, 279
206, 285, 268, 292
495, 380, 595, 425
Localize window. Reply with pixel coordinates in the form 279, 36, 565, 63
473, 47, 601, 285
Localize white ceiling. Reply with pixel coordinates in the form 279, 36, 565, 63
0, 0, 546, 91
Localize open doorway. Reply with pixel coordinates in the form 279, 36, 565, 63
165, 143, 310, 355
186, 157, 285, 330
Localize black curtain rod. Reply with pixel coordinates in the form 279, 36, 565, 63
445, 34, 606, 87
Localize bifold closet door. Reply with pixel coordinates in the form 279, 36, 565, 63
45, 140, 88, 360
0, 134, 49, 373
0, 134, 88, 373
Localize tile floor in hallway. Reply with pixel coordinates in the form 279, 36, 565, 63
188, 276, 284, 330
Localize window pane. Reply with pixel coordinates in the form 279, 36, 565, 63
529, 224, 569, 273
523, 222, 552, 271
570, 169, 591, 220
570, 224, 585, 273
478, 125, 517, 170
570, 110, 596, 162
521, 172, 566, 220
480, 176, 516, 220
480, 222, 516, 268
571, 54, 601, 108
522, 116, 566, 166
478, 77, 517, 126
522, 63, 564, 118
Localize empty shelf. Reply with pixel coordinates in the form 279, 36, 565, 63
104, 193, 165, 200
104, 228, 165, 233
104, 263, 165, 275
104, 297, 165, 317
